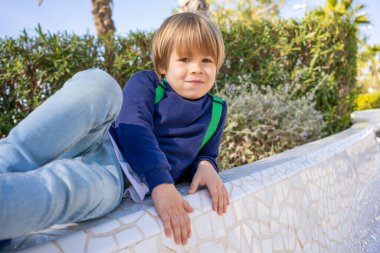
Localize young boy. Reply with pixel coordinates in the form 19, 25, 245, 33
111, 12, 229, 244
0, 12, 228, 246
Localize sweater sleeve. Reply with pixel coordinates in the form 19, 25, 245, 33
190, 100, 228, 178
114, 71, 174, 191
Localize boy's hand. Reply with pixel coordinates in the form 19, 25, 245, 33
151, 183, 193, 245
188, 160, 229, 215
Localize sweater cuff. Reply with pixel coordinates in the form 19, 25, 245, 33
191, 156, 219, 179
144, 168, 175, 191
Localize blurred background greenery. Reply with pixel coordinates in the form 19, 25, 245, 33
1, 0, 379, 169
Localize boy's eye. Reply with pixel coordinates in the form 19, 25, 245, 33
179, 58, 190, 63
203, 58, 213, 63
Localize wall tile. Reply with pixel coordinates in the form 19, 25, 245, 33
87, 236, 117, 253
194, 214, 212, 239
115, 227, 143, 249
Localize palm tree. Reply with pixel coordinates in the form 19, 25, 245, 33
91, 0, 115, 36
38, 0, 115, 36
178, 0, 209, 12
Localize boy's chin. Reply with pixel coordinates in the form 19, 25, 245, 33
181, 93, 208, 100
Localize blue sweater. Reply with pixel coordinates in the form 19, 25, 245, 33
109, 70, 227, 191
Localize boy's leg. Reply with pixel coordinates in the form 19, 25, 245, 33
0, 137, 124, 240
0, 68, 122, 173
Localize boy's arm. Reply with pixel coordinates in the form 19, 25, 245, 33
114, 71, 192, 245
114, 71, 174, 190
188, 101, 229, 215
190, 101, 228, 177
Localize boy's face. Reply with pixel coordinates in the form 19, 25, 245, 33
159, 49, 217, 100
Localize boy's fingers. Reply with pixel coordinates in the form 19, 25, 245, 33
162, 214, 172, 237
185, 213, 192, 238
209, 187, 218, 211
172, 212, 191, 245
188, 179, 199, 194
171, 216, 182, 244
223, 187, 229, 213
183, 199, 193, 213
225, 187, 230, 205
218, 186, 224, 215
181, 201, 192, 239
179, 216, 189, 244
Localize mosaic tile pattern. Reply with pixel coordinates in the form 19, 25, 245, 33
2, 125, 380, 252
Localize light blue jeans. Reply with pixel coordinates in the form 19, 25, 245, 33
0, 69, 125, 240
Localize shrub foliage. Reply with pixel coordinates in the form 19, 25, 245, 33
0, 27, 153, 136
216, 79, 325, 169
218, 15, 357, 134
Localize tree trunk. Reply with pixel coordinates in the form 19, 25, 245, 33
91, 0, 115, 36
178, 0, 208, 12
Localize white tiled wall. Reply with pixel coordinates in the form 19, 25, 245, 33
4, 113, 380, 253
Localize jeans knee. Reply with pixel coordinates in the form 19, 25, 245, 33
71, 68, 123, 118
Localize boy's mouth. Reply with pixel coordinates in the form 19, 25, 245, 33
185, 80, 205, 84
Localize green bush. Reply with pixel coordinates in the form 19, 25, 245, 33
0, 27, 153, 136
216, 78, 325, 169
355, 91, 380, 110
218, 15, 357, 134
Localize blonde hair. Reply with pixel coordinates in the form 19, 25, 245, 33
151, 12, 225, 78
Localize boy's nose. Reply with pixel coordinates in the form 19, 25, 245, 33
190, 62, 203, 74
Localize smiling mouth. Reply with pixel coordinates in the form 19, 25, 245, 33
186, 80, 205, 84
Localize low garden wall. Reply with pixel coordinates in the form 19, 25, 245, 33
5, 110, 380, 253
